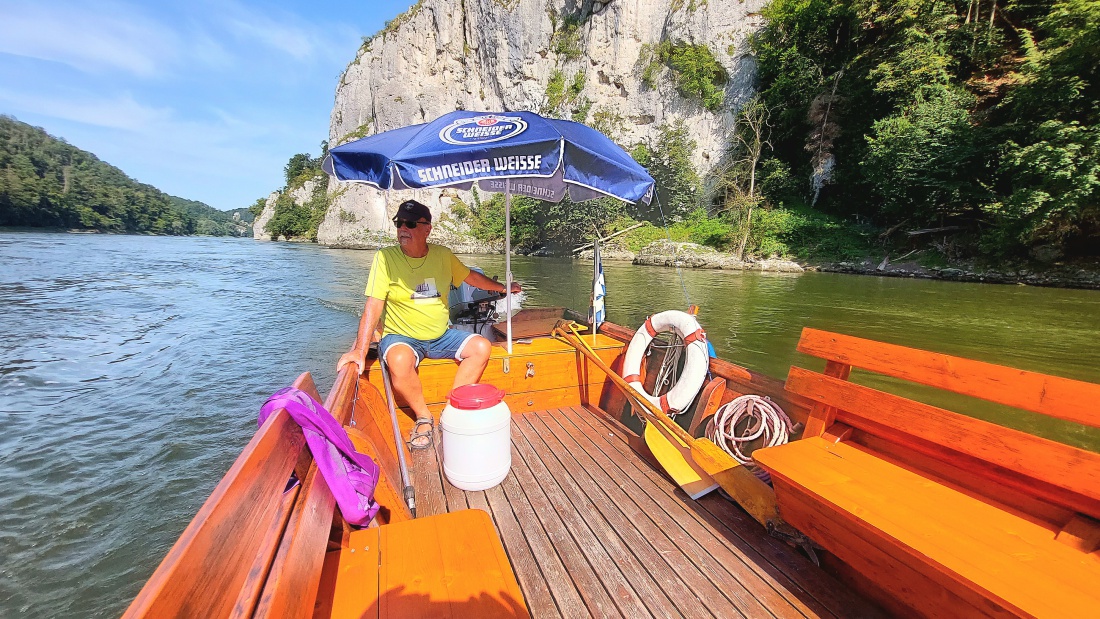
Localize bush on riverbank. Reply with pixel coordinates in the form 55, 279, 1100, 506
752, 0, 1100, 262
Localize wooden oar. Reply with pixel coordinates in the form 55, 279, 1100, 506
553, 325, 784, 529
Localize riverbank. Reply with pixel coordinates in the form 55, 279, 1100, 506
575, 240, 1100, 290
814, 257, 1100, 290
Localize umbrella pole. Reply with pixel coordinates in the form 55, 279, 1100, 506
505, 180, 513, 355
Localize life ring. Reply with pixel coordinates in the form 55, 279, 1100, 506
621, 310, 709, 414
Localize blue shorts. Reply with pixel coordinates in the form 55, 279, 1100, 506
379, 328, 478, 367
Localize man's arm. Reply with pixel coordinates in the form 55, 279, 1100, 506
464, 270, 522, 294
337, 295, 385, 375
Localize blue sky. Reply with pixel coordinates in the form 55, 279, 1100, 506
0, 0, 417, 211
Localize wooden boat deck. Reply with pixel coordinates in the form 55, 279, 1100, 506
411, 405, 882, 618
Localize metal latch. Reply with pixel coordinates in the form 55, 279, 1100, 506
502, 358, 510, 374
526, 362, 535, 378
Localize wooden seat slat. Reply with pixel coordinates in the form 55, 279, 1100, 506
321, 510, 529, 618
123, 372, 319, 618
755, 438, 1100, 617
786, 366, 1100, 519
796, 327, 1100, 428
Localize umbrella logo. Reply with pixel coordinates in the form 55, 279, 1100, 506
439, 114, 528, 145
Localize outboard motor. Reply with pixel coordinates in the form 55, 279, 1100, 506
449, 268, 504, 340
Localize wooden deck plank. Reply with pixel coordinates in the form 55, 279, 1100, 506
534, 409, 784, 619
534, 410, 783, 618
465, 490, 494, 523
500, 443, 623, 618
510, 417, 670, 619
408, 432, 448, 519
557, 407, 815, 616
562, 406, 881, 618
479, 483, 560, 619
485, 481, 582, 618
521, 413, 722, 619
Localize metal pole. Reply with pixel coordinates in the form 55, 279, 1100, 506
379, 356, 416, 518
505, 179, 513, 355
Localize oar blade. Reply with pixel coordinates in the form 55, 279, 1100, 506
644, 423, 718, 499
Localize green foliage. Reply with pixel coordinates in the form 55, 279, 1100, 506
544, 70, 567, 115
248, 197, 268, 218
339, 121, 373, 146
262, 147, 332, 240
666, 43, 728, 112
758, 158, 802, 206
0, 115, 195, 234
682, 208, 735, 248
551, 15, 584, 60
168, 196, 248, 237
861, 88, 987, 223
591, 106, 628, 141
264, 175, 330, 241
284, 153, 318, 188
990, 120, 1100, 254
751, 0, 1100, 259
639, 41, 728, 111
632, 121, 700, 221
750, 205, 876, 260
543, 70, 588, 119
377, 1, 424, 38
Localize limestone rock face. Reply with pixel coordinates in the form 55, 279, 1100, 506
317, 0, 766, 248
253, 178, 322, 241
253, 192, 278, 241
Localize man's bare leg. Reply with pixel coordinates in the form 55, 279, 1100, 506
385, 345, 433, 447
453, 335, 491, 389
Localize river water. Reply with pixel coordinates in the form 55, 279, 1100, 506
1, 231, 1098, 617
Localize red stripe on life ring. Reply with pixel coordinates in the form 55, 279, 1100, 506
659, 393, 670, 412
683, 329, 707, 345
622, 374, 641, 384
643, 317, 658, 337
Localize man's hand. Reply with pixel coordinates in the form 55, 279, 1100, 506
465, 269, 522, 295
337, 348, 366, 376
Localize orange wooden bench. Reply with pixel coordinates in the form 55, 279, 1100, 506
753, 328, 1100, 618
124, 370, 525, 618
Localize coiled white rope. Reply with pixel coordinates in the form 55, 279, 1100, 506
705, 395, 794, 483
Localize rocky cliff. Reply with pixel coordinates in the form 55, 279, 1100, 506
270, 0, 767, 248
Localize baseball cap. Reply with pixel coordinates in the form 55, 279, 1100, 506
395, 200, 432, 223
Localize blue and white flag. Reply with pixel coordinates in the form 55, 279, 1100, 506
590, 240, 606, 331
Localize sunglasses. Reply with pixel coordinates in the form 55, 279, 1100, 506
393, 219, 428, 229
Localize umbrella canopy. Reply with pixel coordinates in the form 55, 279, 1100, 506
323, 110, 656, 353
323, 110, 655, 205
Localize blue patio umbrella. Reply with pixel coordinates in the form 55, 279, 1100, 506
323, 110, 656, 353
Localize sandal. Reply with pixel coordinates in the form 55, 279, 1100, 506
408, 415, 434, 450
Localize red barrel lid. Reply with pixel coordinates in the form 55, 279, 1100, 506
447, 383, 505, 410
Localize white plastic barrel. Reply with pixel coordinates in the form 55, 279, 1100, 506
440, 383, 512, 491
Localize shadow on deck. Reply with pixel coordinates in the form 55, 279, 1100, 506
411, 406, 882, 619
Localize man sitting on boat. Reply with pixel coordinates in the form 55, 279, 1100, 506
338, 199, 521, 448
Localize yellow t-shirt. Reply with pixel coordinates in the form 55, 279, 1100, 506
366, 244, 472, 340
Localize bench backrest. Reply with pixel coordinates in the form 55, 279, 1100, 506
787, 328, 1100, 525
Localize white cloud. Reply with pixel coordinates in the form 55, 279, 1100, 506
214, 0, 362, 64
0, 2, 178, 77
0, 89, 172, 132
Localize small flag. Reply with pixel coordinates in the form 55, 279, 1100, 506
590, 239, 606, 331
